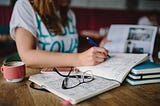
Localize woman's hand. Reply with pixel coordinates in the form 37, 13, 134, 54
78, 47, 108, 66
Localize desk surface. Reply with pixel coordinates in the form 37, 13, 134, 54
0, 67, 160, 106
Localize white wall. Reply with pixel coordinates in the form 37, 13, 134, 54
71, 0, 160, 10
0, 0, 10, 6
138, 0, 160, 10
71, 0, 126, 9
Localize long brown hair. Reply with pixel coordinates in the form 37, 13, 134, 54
29, 0, 70, 35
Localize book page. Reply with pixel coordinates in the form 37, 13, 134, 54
76, 53, 148, 83
104, 25, 157, 61
104, 26, 129, 52
29, 73, 120, 105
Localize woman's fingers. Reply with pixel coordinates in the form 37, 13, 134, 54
92, 47, 108, 57
78, 46, 110, 66
88, 47, 108, 65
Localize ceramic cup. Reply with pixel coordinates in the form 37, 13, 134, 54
1, 61, 26, 82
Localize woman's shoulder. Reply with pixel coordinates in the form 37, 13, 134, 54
14, 0, 33, 12
10, 0, 37, 39
13, 0, 34, 16
68, 9, 76, 19
68, 9, 75, 16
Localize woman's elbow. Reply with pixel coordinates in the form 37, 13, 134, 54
21, 57, 33, 67
20, 53, 36, 67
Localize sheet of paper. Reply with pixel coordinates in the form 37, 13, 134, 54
29, 73, 120, 104
76, 53, 148, 83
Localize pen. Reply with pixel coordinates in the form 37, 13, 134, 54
86, 37, 111, 58
86, 36, 98, 47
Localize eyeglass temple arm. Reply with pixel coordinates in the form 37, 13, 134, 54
53, 67, 72, 77
53, 67, 92, 79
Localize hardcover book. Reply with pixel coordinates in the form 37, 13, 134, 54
131, 61, 160, 74
126, 77, 160, 86
128, 73, 160, 79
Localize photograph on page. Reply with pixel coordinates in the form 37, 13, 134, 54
126, 27, 156, 54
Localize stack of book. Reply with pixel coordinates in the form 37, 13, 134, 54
126, 61, 160, 86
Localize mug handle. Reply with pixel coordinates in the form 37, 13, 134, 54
1, 66, 4, 73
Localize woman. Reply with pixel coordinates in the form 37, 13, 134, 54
138, 11, 159, 26
10, 0, 108, 69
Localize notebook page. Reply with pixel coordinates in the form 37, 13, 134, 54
76, 53, 148, 83
29, 73, 120, 105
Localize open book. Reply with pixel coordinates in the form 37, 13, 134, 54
104, 24, 157, 61
29, 53, 148, 104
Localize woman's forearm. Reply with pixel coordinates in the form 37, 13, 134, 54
15, 28, 107, 68
19, 49, 80, 68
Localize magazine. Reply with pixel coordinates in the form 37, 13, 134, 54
104, 24, 157, 61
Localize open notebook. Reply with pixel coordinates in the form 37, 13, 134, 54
29, 73, 120, 104
76, 53, 148, 83
29, 53, 148, 104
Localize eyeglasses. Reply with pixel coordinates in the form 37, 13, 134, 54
53, 67, 94, 89
29, 67, 94, 91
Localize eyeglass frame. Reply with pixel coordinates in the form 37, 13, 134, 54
29, 67, 94, 91
53, 67, 94, 89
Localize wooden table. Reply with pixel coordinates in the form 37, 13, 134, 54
0, 67, 160, 106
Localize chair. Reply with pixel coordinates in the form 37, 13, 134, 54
2, 52, 21, 64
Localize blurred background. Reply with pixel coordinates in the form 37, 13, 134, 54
0, 0, 160, 60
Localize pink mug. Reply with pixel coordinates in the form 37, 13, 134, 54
1, 61, 26, 82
